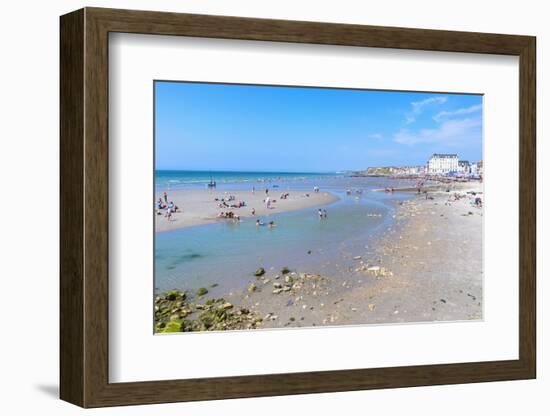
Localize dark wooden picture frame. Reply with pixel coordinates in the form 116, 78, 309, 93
60, 7, 536, 408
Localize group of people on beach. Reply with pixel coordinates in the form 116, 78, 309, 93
445, 192, 463, 205
155, 182, 328, 228
263, 192, 291, 208
444, 190, 483, 208
217, 211, 241, 222
214, 191, 270, 224
214, 195, 247, 209
156, 191, 179, 221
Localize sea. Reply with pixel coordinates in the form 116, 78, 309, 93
154, 170, 419, 296
154, 170, 339, 192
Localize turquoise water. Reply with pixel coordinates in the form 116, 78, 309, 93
154, 173, 417, 295
155, 170, 339, 191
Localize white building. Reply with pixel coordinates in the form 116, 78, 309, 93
405, 165, 427, 175
477, 160, 483, 177
458, 160, 470, 175
392, 165, 427, 176
427, 153, 459, 175
471, 162, 478, 176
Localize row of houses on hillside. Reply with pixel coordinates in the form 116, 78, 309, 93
364, 165, 426, 176
362, 153, 483, 178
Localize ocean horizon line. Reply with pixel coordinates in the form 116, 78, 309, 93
155, 169, 344, 174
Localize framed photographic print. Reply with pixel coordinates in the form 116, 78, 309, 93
60, 7, 536, 408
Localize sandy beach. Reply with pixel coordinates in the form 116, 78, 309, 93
152, 84, 486, 333
155, 188, 339, 232
155, 181, 484, 332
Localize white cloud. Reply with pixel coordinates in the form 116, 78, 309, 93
405, 115, 416, 124
433, 104, 482, 122
411, 96, 448, 113
405, 96, 448, 124
368, 133, 383, 139
393, 117, 482, 145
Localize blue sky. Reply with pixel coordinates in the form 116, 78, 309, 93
155, 81, 482, 172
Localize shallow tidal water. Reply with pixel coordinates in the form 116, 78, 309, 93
155, 176, 416, 295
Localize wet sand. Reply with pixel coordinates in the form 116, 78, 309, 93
155, 188, 338, 232
218, 182, 483, 328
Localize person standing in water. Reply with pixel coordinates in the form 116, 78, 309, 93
163, 191, 168, 204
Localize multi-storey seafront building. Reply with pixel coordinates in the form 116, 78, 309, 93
427, 153, 459, 175
470, 160, 483, 177
458, 160, 470, 175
